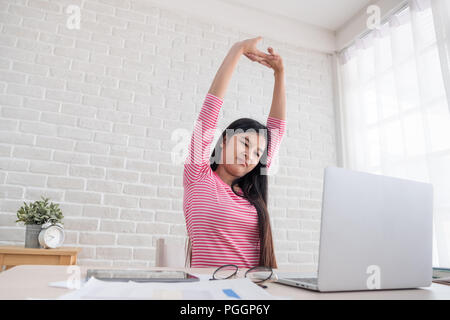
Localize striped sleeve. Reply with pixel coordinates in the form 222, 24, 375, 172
184, 93, 224, 186
265, 116, 287, 169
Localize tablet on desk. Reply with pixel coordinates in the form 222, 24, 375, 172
86, 269, 200, 282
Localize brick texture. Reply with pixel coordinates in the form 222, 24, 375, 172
0, 0, 336, 271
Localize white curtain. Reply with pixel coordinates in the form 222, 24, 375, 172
338, 0, 450, 267
431, 0, 450, 111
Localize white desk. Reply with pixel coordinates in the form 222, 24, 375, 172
0, 265, 449, 300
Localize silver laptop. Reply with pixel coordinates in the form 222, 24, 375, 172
276, 166, 433, 292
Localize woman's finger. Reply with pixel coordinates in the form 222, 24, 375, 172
257, 57, 274, 68
247, 53, 260, 62
249, 53, 271, 63
244, 53, 258, 62
267, 47, 279, 59
258, 60, 272, 68
246, 52, 273, 68
250, 50, 272, 59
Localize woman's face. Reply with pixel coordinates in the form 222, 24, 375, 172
220, 132, 267, 176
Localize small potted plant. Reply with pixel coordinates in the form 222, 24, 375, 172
16, 196, 64, 248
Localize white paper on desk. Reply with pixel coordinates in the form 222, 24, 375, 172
189, 273, 212, 281
48, 280, 88, 289
57, 277, 280, 300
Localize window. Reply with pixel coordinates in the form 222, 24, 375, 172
338, 0, 450, 267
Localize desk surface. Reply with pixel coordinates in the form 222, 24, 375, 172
1, 265, 449, 300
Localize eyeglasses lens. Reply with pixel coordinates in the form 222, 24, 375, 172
214, 265, 238, 279
246, 267, 272, 283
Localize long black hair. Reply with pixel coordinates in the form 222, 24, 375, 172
209, 117, 277, 268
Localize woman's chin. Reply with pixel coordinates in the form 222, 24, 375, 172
236, 164, 249, 175
225, 163, 247, 175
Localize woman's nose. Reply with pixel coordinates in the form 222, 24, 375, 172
245, 153, 256, 165
241, 152, 250, 164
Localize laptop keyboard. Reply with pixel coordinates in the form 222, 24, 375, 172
289, 278, 318, 284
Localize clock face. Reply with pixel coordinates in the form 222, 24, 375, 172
42, 226, 64, 248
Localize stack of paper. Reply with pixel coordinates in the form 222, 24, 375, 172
57, 277, 280, 300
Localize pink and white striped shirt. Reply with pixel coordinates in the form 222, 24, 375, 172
183, 93, 286, 268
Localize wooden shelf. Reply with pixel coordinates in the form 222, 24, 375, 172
0, 246, 82, 271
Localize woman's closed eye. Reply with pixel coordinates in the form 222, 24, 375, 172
242, 140, 260, 157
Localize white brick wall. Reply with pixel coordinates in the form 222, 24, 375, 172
0, 0, 336, 272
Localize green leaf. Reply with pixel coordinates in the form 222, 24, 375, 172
15, 196, 64, 225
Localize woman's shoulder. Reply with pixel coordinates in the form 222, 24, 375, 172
183, 165, 214, 187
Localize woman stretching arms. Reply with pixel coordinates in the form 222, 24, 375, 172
183, 37, 286, 268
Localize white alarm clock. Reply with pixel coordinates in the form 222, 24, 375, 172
38, 222, 65, 249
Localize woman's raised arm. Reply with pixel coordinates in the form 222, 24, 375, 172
245, 46, 286, 121
208, 42, 243, 99
209, 37, 267, 99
